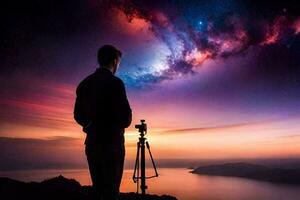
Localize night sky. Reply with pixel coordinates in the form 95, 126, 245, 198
0, 0, 300, 170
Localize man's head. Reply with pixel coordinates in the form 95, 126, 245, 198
97, 45, 122, 74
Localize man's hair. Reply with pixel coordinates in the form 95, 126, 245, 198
97, 45, 122, 67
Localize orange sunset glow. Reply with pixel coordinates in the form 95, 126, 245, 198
1, 74, 300, 170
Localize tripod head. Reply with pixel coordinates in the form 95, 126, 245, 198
135, 119, 147, 136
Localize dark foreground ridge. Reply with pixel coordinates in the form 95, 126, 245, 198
191, 162, 300, 184
0, 175, 177, 200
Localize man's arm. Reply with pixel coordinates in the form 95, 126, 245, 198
112, 78, 132, 128
74, 86, 89, 128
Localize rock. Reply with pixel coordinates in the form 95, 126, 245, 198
0, 176, 177, 200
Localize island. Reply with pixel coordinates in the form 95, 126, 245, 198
0, 175, 177, 200
191, 162, 300, 184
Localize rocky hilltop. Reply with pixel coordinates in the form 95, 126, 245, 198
0, 175, 177, 200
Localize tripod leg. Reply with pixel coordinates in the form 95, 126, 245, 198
137, 143, 140, 194
140, 137, 146, 196
146, 141, 159, 177
133, 142, 140, 183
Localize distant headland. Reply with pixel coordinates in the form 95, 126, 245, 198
191, 162, 300, 184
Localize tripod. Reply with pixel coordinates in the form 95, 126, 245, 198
133, 120, 159, 198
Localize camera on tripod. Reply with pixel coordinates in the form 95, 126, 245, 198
135, 119, 147, 134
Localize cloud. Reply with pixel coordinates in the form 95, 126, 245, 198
0, 74, 77, 132
163, 122, 259, 134
160, 117, 288, 135
277, 134, 300, 139
0, 136, 86, 170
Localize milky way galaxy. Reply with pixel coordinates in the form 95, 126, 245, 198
108, 0, 300, 87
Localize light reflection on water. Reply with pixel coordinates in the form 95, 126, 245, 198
1, 168, 300, 200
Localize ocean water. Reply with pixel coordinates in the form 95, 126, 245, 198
1, 168, 300, 200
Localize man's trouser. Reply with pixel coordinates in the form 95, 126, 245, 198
85, 142, 125, 200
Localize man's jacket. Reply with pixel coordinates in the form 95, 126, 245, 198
74, 67, 132, 145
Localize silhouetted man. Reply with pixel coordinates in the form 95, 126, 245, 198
74, 45, 132, 200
